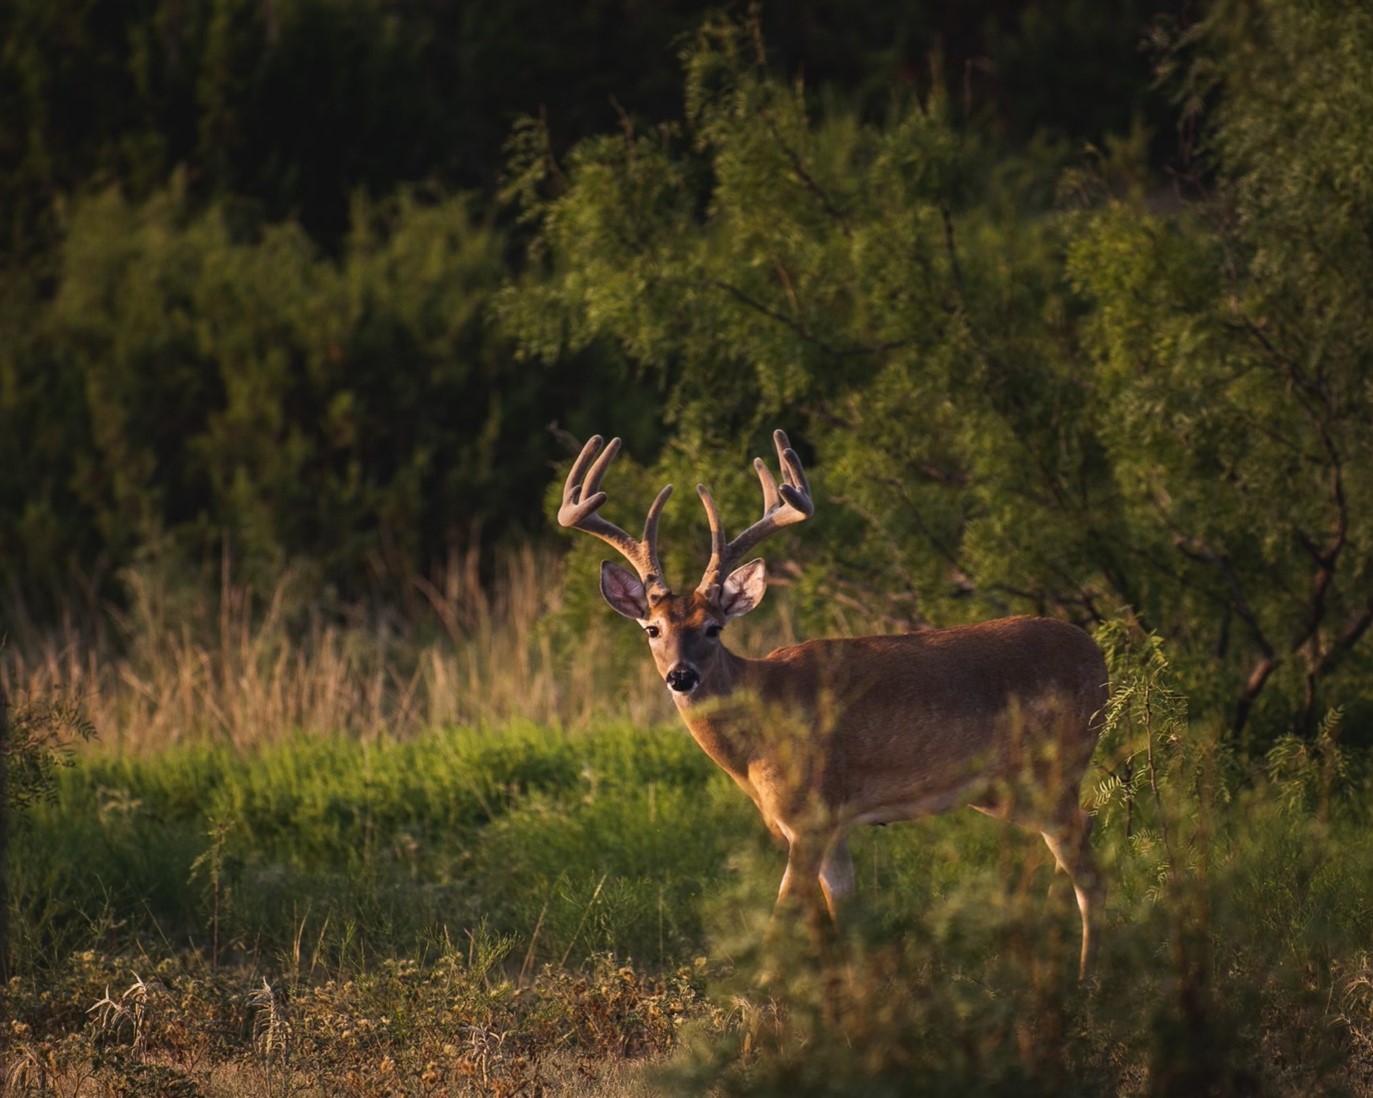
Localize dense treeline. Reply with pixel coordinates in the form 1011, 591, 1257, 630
1, 0, 1175, 254
4, 0, 1371, 744
507, 3, 1373, 747
0, 183, 654, 600
0, 0, 1178, 600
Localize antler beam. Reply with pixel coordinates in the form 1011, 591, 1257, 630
558, 435, 673, 600
697, 429, 813, 599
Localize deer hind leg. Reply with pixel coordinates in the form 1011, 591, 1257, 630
1039, 808, 1105, 982
971, 797, 1105, 982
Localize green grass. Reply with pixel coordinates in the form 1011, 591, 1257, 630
9, 721, 758, 974
8, 719, 1373, 1094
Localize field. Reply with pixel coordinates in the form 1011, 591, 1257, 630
5, 558, 1373, 1096
7, 2, 1373, 1092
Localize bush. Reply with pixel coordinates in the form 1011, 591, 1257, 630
0, 184, 615, 607
505, 6, 1373, 747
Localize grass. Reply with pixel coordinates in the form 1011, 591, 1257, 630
1, 546, 686, 750
8, 721, 758, 972
7, 949, 708, 1095
5, 556, 1373, 1094
8, 719, 1373, 1095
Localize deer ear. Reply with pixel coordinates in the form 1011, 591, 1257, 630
720, 559, 766, 620
600, 561, 649, 620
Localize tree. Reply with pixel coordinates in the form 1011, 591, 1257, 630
0, 184, 590, 604
507, 7, 1373, 742
1069, 0, 1373, 736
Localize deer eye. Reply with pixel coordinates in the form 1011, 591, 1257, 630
704, 623, 723, 639
644, 624, 660, 639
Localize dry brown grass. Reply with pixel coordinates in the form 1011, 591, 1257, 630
4, 951, 713, 1097
1, 546, 692, 753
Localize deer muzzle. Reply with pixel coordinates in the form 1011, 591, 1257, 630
665, 664, 700, 695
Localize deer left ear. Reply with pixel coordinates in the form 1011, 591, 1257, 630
600, 560, 649, 619
720, 559, 767, 620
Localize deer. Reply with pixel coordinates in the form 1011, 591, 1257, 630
558, 429, 1108, 980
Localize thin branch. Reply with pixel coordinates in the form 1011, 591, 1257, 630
774, 127, 852, 233
769, 255, 809, 333
1312, 598, 1373, 681
1232, 655, 1276, 737
939, 204, 966, 298
749, 70, 852, 234
1169, 532, 1275, 661
699, 277, 911, 358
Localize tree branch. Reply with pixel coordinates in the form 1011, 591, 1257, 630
699, 277, 911, 358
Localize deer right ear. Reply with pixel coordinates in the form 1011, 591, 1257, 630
600, 561, 650, 620
720, 558, 767, 620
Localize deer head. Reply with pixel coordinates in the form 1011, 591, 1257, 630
558, 430, 812, 697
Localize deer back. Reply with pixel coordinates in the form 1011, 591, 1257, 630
719, 616, 1107, 825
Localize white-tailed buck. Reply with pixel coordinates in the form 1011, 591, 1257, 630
559, 430, 1108, 979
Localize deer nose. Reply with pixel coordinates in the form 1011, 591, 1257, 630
665, 665, 700, 694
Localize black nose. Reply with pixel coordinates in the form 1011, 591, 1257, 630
665, 666, 700, 694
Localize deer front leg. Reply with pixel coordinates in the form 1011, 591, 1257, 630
774, 829, 853, 928
756, 831, 832, 984
773, 831, 830, 930
819, 834, 854, 921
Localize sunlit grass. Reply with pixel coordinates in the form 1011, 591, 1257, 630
4, 560, 1373, 1094
2, 546, 691, 750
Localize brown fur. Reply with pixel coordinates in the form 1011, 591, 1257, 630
639, 593, 1108, 980
561, 431, 1107, 979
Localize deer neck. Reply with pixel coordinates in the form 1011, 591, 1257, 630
670, 647, 767, 779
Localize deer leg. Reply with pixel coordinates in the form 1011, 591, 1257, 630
818, 834, 854, 921
1039, 809, 1104, 982
773, 832, 832, 935
972, 798, 1104, 982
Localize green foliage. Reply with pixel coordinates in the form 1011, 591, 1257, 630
508, 11, 1087, 631
0, 0, 703, 254
1, 681, 95, 823
0, 0, 1179, 257
506, 7, 1373, 743
0, 183, 587, 603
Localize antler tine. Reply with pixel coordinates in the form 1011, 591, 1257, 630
696, 429, 814, 598
581, 434, 621, 500
642, 482, 673, 562
753, 456, 781, 514
696, 482, 728, 597
558, 435, 672, 597
559, 435, 612, 522
771, 429, 813, 512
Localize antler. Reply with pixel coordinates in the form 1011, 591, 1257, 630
697, 429, 813, 598
558, 435, 673, 600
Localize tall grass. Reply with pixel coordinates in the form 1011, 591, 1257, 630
6, 560, 1373, 1093
2, 545, 720, 750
